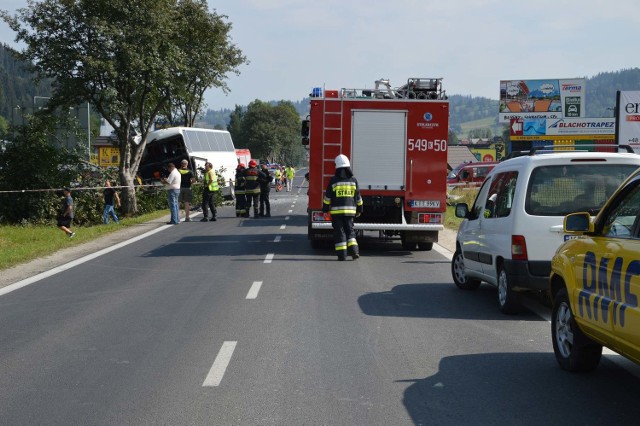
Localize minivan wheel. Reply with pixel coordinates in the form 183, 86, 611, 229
451, 248, 480, 290
497, 265, 521, 314
551, 287, 602, 372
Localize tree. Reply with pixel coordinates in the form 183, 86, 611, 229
231, 100, 303, 165
2, 0, 246, 214
160, 1, 246, 127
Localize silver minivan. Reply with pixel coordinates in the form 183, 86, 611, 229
451, 146, 640, 314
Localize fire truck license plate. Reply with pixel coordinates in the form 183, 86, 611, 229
412, 200, 440, 208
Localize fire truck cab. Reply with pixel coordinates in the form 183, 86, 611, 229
303, 77, 450, 251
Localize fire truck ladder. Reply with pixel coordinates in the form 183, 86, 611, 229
321, 93, 344, 184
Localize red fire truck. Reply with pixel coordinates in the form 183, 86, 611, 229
302, 77, 449, 251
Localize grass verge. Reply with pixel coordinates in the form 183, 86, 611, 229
0, 210, 168, 271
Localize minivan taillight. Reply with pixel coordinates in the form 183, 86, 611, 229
511, 235, 528, 261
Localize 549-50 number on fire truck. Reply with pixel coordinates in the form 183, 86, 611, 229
407, 139, 447, 151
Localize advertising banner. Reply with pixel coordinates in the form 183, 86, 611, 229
616, 91, 640, 144
510, 118, 615, 140
99, 147, 120, 167
499, 78, 585, 123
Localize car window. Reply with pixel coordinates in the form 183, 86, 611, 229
484, 171, 518, 219
526, 164, 639, 216
470, 178, 492, 220
602, 184, 640, 238
475, 166, 492, 179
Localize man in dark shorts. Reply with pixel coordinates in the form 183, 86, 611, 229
178, 159, 196, 222
57, 187, 75, 239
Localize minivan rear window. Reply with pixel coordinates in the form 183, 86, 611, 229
525, 164, 639, 216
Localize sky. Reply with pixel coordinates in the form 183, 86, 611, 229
1, 0, 640, 111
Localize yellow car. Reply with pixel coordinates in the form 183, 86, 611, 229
550, 168, 640, 371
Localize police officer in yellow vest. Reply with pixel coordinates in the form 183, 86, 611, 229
322, 154, 363, 261
201, 161, 219, 221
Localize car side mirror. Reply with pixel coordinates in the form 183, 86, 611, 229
455, 203, 469, 218
564, 212, 592, 232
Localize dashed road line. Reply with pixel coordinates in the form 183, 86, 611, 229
285, 216, 290, 220
264, 253, 275, 263
246, 281, 263, 299
280, 224, 286, 230
203, 341, 237, 387
274, 235, 282, 242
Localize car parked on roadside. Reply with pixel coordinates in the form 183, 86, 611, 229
447, 161, 498, 188
451, 145, 640, 314
549, 168, 640, 371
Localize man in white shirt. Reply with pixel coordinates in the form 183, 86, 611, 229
162, 162, 181, 224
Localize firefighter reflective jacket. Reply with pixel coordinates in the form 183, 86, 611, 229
322, 175, 363, 216
243, 166, 263, 195
234, 169, 246, 194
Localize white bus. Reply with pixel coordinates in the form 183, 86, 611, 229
139, 127, 238, 195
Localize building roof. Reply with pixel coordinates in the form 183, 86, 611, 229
447, 145, 478, 170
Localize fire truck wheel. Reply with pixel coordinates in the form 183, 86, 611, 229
401, 240, 417, 251
417, 242, 433, 251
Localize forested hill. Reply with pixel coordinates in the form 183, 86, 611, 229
2, 43, 639, 131
0, 44, 51, 122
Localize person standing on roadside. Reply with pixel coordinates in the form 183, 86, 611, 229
161, 162, 181, 225
178, 159, 196, 222
234, 163, 247, 217
57, 187, 75, 238
322, 154, 363, 261
201, 161, 219, 222
285, 165, 295, 192
259, 163, 274, 217
243, 160, 263, 218
102, 180, 121, 224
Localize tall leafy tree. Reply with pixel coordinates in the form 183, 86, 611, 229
235, 100, 302, 165
1, 0, 246, 214
161, 0, 246, 127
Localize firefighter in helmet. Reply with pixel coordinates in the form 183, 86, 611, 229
234, 163, 247, 217
243, 159, 265, 218
322, 154, 363, 260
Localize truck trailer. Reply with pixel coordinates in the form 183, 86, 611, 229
303, 77, 449, 251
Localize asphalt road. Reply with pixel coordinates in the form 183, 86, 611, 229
1, 174, 640, 425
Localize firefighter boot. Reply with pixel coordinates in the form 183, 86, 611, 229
337, 251, 347, 261
349, 246, 360, 260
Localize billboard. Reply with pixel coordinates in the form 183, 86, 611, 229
616, 91, 640, 144
510, 118, 615, 141
499, 79, 586, 123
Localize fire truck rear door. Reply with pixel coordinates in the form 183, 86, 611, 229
351, 110, 406, 190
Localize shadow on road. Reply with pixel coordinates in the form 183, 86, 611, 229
401, 352, 640, 425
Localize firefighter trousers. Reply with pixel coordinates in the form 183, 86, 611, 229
331, 215, 358, 259
246, 192, 260, 217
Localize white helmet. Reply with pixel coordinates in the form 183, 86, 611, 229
335, 154, 350, 168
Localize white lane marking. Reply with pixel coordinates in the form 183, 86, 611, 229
433, 243, 453, 260
0, 225, 169, 297
203, 341, 237, 387
285, 216, 290, 220
288, 210, 293, 213
264, 253, 275, 263
246, 281, 263, 299
274, 235, 282, 242
290, 204, 295, 208
280, 225, 286, 230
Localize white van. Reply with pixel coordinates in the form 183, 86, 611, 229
451, 146, 640, 314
